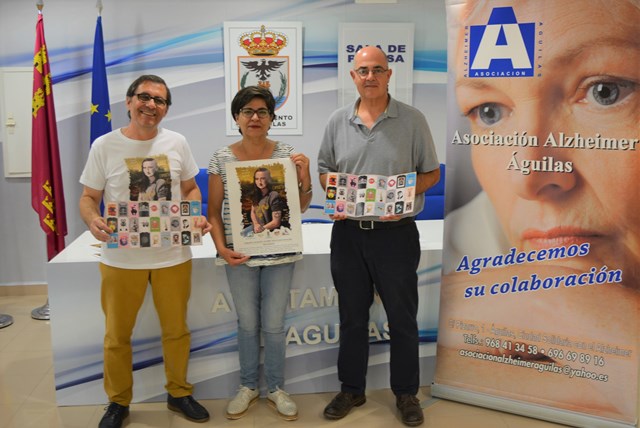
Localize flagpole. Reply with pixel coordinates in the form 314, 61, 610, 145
32, 0, 49, 321
91, 0, 111, 145
32, 0, 67, 321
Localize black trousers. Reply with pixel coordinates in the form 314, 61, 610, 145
329, 220, 421, 396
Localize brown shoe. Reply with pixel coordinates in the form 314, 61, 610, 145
323, 392, 366, 420
396, 394, 424, 426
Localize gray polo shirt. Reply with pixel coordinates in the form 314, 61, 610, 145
318, 96, 440, 220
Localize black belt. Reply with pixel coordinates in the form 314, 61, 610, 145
343, 217, 414, 230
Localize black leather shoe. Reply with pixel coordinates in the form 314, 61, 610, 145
167, 395, 210, 422
323, 392, 366, 420
396, 394, 424, 426
98, 402, 129, 428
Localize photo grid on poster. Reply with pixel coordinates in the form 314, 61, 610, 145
104, 200, 203, 249
323, 172, 417, 217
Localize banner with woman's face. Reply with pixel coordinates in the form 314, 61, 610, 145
435, 0, 640, 425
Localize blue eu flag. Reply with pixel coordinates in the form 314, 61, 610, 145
90, 15, 111, 145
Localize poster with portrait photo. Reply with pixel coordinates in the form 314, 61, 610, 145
225, 158, 302, 256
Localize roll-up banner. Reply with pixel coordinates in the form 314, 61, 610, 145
434, 1, 639, 427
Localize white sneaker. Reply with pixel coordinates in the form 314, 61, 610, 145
226, 386, 259, 420
267, 387, 298, 421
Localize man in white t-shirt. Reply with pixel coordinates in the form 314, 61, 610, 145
79, 75, 211, 428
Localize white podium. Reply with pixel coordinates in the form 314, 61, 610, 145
47, 221, 443, 405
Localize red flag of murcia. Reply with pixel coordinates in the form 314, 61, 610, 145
32, 12, 67, 261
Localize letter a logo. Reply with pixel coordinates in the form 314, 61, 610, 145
469, 7, 535, 78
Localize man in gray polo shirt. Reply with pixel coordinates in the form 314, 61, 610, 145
317, 46, 440, 427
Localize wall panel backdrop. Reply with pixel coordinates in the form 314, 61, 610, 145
0, 0, 447, 286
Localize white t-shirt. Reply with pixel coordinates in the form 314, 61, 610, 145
80, 127, 200, 269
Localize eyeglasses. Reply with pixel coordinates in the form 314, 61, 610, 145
354, 67, 389, 78
239, 108, 271, 118
134, 93, 169, 107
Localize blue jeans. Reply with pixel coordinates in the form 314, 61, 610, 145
225, 262, 294, 391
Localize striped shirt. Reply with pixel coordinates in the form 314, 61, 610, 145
207, 141, 302, 266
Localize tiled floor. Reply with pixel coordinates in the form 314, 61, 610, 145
0, 293, 571, 428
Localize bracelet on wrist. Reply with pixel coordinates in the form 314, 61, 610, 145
299, 182, 312, 194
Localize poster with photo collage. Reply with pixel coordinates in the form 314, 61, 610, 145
104, 201, 203, 249
323, 171, 417, 217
